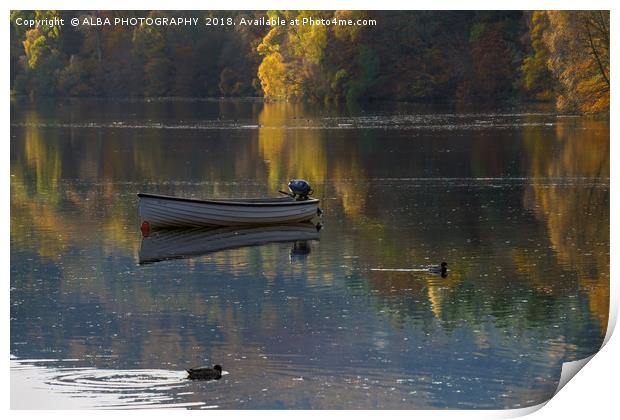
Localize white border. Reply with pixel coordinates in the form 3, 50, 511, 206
3, 2, 617, 419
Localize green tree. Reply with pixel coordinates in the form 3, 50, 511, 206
344, 45, 379, 103
521, 11, 556, 100
132, 12, 173, 97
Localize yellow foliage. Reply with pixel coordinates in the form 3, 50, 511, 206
257, 52, 288, 100
257, 27, 282, 56
287, 11, 328, 65
256, 11, 331, 101
522, 119, 610, 335
542, 11, 609, 113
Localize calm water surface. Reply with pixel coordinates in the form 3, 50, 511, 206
10, 98, 609, 409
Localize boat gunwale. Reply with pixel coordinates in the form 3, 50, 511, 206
137, 192, 320, 207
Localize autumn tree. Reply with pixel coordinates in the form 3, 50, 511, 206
540, 11, 609, 113
257, 11, 330, 101
9, 9, 610, 114
17, 10, 65, 95
461, 17, 520, 100
521, 11, 556, 101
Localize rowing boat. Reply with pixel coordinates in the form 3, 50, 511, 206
137, 193, 320, 228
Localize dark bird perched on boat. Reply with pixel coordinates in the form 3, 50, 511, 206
428, 262, 448, 277
186, 364, 223, 380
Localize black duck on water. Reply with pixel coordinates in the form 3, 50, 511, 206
186, 364, 223, 380
428, 262, 448, 277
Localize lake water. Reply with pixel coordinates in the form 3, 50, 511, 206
10, 98, 609, 409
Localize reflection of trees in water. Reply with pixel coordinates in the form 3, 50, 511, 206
11, 100, 609, 367
258, 102, 328, 188
257, 102, 369, 217
12, 243, 353, 368
522, 119, 609, 335
349, 119, 609, 356
10, 101, 341, 365
11, 119, 137, 260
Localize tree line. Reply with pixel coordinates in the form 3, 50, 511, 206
10, 10, 609, 113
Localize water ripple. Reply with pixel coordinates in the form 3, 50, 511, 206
11, 358, 209, 409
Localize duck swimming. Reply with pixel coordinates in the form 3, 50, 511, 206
186, 364, 223, 380
428, 262, 448, 277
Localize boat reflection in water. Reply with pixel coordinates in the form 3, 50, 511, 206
289, 240, 314, 263
139, 223, 320, 265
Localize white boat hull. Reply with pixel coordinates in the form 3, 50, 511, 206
138, 193, 320, 228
